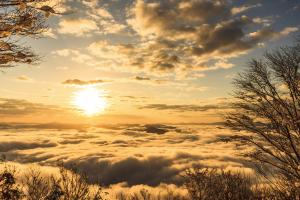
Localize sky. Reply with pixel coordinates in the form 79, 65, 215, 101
0, 0, 300, 125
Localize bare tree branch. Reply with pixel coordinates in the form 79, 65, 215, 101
225, 40, 300, 196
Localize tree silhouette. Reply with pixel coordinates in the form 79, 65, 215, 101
0, 0, 57, 68
0, 166, 23, 200
184, 168, 256, 200
225, 40, 300, 198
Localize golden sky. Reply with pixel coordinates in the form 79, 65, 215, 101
1, 0, 300, 193
0, 0, 299, 124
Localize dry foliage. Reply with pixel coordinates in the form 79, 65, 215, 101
0, 0, 57, 67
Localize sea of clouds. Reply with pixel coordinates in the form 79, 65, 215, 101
0, 123, 254, 187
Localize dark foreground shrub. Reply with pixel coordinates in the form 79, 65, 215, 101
0, 163, 105, 200
184, 168, 258, 200
0, 166, 23, 200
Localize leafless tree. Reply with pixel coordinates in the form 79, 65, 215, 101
0, 0, 57, 68
225, 40, 300, 198
23, 167, 53, 200
57, 165, 105, 200
183, 168, 256, 200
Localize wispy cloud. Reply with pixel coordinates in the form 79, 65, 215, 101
139, 103, 231, 112
62, 79, 110, 86
0, 98, 64, 116
134, 76, 151, 81
15, 75, 33, 82
58, 18, 98, 36
231, 4, 262, 15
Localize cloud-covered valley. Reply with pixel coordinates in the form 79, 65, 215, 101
0, 123, 252, 187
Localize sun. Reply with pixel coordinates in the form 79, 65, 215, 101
73, 87, 107, 116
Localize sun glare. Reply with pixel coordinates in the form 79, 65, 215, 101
73, 87, 107, 116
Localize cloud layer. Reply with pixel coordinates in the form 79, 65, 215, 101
0, 123, 252, 187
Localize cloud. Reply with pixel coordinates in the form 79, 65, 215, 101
0, 123, 252, 187
126, 124, 181, 135
53, 0, 126, 35
49, 0, 298, 77
231, 4, 262, 15
53, 49, 95, 65
0, 141, 57, 152
98, 18, 126, 34
66, 156, 181, 186
87, 41, 134, 59
15, 75, 33, 82
278, 27, 299, 36
114, 0, 298, 74
0, 98, 64, 116
248, 26, 299, 42
84, 2, 125, 34
140, 103, 231, 112
62, 79, 110, 86
95, 8, 114, 19
129, 0, 230, 37
0, 122, 89, 132
53, 49, 74, 56
42, 28, 57, 38
135, 76, 151, 81
58, 18, 98, 36
144, 124, 180, 135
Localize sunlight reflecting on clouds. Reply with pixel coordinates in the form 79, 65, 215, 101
72, 87, 107, 116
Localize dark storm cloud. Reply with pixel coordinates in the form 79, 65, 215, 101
62, 79, 110, 85
140, 103, 231, 112
0, 98, 64, 116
